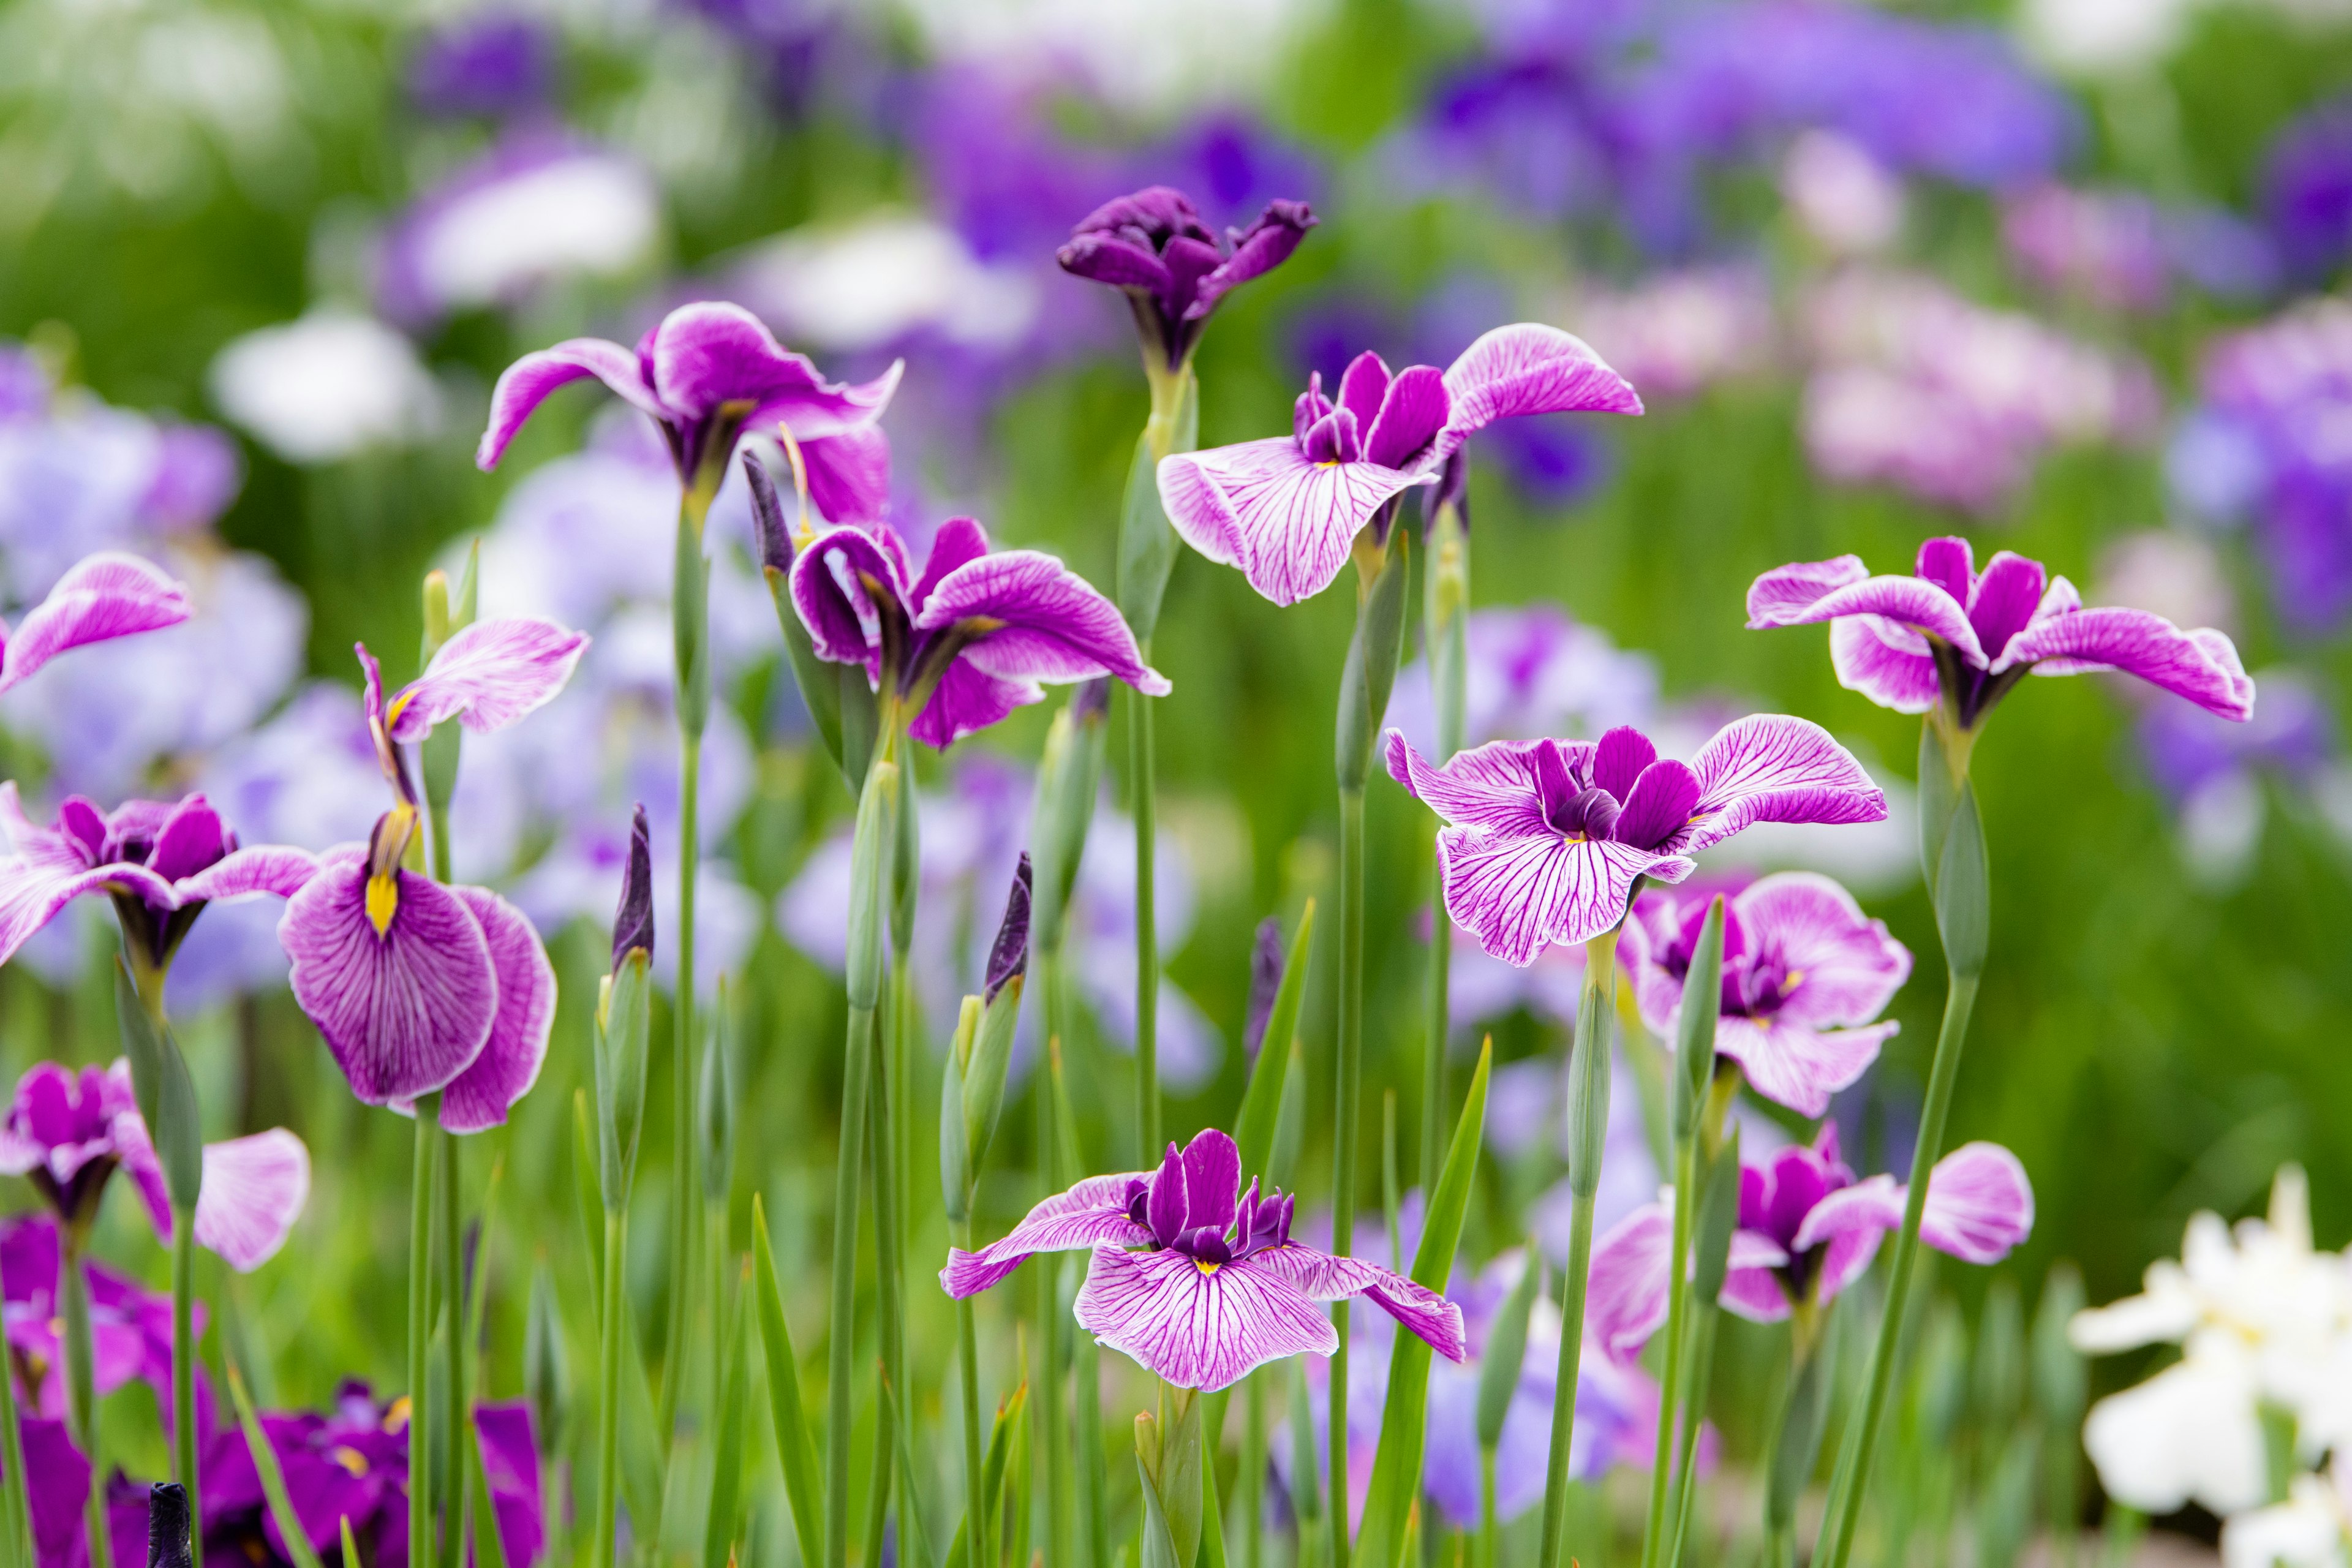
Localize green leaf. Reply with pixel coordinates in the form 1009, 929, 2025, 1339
1766, 1303, 1842, 1531
1564, 965, 1615, 1202
1917, 720, 1960, 899
846, 759, 900, 1011
1028, 693, 1109, 955
1115, 369, 1197, 644
1688, 1125, 1743, 1309
1286, 1359, 1322, 1526
570, 1090, 605, 1289
1476, 1245, 1542, 1451
470, 1434, 511, 1568
673, 507, 712, 739
704, 1284, 751, 1568
1150, 1386, 1205, 1568
1233, 901, 1314, 1184
700, 984, 737, 1207
1668, 900, 1724, 1143
2031, 1262, 2088, 1430
525, 1261, 567, 1453
1934, 781, 1989, 978
769, 565, 852, 788
940, 1023, 973, 1223
1354, 1038, 1491, 1568
1334, 530, 1412, 790
753, 1196, 825, 1568
964, 978, 1023, 1173
227, 1363, 328, 1568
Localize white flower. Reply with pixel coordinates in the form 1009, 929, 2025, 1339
731, 212, 1041, 355
2225, 1469, 2352, 1568
401, 148, 661, 316
2017, 0, 2203, 76
208, 310, 442, 464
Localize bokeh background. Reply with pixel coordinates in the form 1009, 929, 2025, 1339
4, 0, 2352, 1550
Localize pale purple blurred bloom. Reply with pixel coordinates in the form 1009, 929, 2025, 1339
1800, 268, 2160, 512
2139, 668, 2343, 886
405, 15, 553, 118
1782, 130, 1905, 254
2, 1213, 204, 1430
2003, 184, 2170, 311
2095, 530, 2241, 643
726, 213, 1044, 360
378, 130, 661, 328
1576, 267, 1777, 403
1392, 604, 1660, 763
1487, 1047, 1660, 1245
2263, 95, 2352, 284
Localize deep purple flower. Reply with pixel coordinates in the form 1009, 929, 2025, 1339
2, 1214, 206, 1431
405, 15, 552, 118
941, 1128, 1464, 1392
278, 628, 579, 1129
1056, 186, 1316, 369
0, 552, 189, 699
1747, 535, 2255, 729
0, 786, 316, 973
2262, 94, 2352, 284
1158, 326, 1642, 606
788, 515, 1168, 749
1586, 1125, 2031, 1343
1384, 717, 1887, 966
477, 301, 900, 518
0, 1060, 307, 1270
1619, 875, 1910, 1117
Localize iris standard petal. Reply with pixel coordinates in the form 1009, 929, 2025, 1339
908, 516, 992, 616
1683, 715, 1887, 852
1435, 323, 1644, 461
0, 551, 192, 697
384, 616, 589, 742
1612, 760, 1701, 851
800, 426, 894, 526
1362, 365, 1450, 470
1965, 551, 2048, 660
920, 548, 1172, 696
1075, 1243, 1340, 1393
648, 300, 900, 440
476, 336, 660, 470
281, 863, 498, 1105
940, 1172, 1153, 1297
1993, 606, 2256, 721
1828, 615, 1942, 713
1156, 439, 1434, 608
429, 886, 556, 1134
1179, 1129, 1243, 1236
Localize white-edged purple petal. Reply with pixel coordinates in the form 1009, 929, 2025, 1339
1735, 873, 1913, 1028
1713, 1017, 1896, 1118
940, 1172, 1151, 1298
190, 1130, 310, 1271
1828, 616, 1941, 714
172, 845, 321, 904
1966, 551, 2047, 659
1790, 1173, 1904, 1256
789, 523, 908, 668
0, 859, 174, 967
1918, 1142, 2034, 1263
1381, 731, 1557, 837
1437, 827, 1689, 967
1251, 1244, 1468, 1362
1074, 1243, 1340, 1393
1435, 323, 1644, 461
476, 336, 660, 470
1746, 556, 1869, 625
385, 617, 589, 742
280, 863, 497, 1105
1719, 1228, 1797, 1324
428, 887, 554, 1134
1683, 715, 1887, 851
1743, 562, 1986, 665
0, 552, 192, 697
1585, 1201, 1671, 1362
1994, 606, 2255, 722
801, 427, 893, 526
916, 548, 1170, 696
1156, 439, 1433, 608
647, 301, 900, 442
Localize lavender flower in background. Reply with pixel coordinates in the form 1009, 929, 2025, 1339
1619, 874, 1911, 1117
209, 311, 444, 466
1391, 605, 1660, 763
1748, 535, 2256, 728
1385, 717, 1888, 964
1574, 268, 1778, 404
1781, 130, 1905, 255
405, 14, 553, 119
2003, 184, 2173, 312
2139, 668, 2346, 886
729, 212, 1044, 360
377, 130, 662, 328
2262, 94, 2352, 284
941, 1128, 1465, 1392
0, 1060, 309, 1270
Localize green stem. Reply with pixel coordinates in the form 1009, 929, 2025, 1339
870, 993, 908, 1568
594, 1209, 627, 1568
1662, 1303, 1719, 1568
439, 1125, 466, 1568
1038, 949, 1071, 1568
1329, 785, 1366, 1568
662, 731, 703, 1448
0, 1231, 31, 1568
1534, 1184, 1596, 1568
1133, 682, 1159, 1163
173, 1205, 200, 1551
61, 1229, 111, 1568
1637, 1134, 1699, 1568
1074, 1330, 1109, 1568
826, 1001, 875, 1568
1479, 1447, 1498, 1568
1815, 970, 1980, 1568
1536, 941, 1616, 1568
956, 1219, 990, 1568
1421, 850, 1448, 1203
410, 1096, 438, 1568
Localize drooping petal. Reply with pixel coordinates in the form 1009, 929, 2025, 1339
1438, 826, 1689, 967
800, 426, 893, 526
0, 551, 192, 696
940, 1172, 1152, 1297
1251, 1245, 1468, 1361
1381, 731, 1558, 837
1076, 1244, 1340, 1392
1790, 1172, 1905, 1256
1713, 1017, 1896, 1118
1828, 616, 1942, 714
476, 336, 661, 470
1186, 198, 1317, 323
1743, 564, 1986, 665
1156, 439, 1433, 608
280, 864, 497, 1105
384, 617, 589, 742
1992, 607, 2256, 722
1732, 873, 1912, 1030
789, 523, 910, 668
1436, 323, 1643, 461
1719, 1228, 1797, 1324
908, 657, 1037, 750
475, 1401, 547, 1568
0, 858, 173, 967
917, 548, 1171, 699
0, 783, 93, 879
1919, 1142, 2034, 1263
191, 1130, 310, 1271
172, 845, 321, 904
1681, 715, 1887, 853
648, 300, 900, 441
1585, 1202, 1672, 1362
429, 887, 556, 1134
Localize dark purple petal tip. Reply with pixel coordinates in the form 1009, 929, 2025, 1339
745, 451, 791, 573
1243, 916, 1284, 1058
612, 804, 654, 967
984, 854, 1033, 1004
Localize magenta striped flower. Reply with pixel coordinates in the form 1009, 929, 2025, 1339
790, 515, 1168, 748
1385, 718, 1888, 966
1747, 536, 2255, 728
278, 624, 581, 1129
941, 1129, 1464, 1393
0, 551, 190, 698
1619, 875, 1912, 1117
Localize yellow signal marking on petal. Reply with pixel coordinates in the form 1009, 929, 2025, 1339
1781, 969, 1805, 995
366, 873, 399, 937
385, 688, 417, 730
331, 1444, 369, 1477
383, 1395, 410, 1433
1196, 1260, 1220, 1276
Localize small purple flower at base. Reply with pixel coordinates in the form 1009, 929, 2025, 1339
789, 515, 1168, 749
476, 300, 900, 515
941, 1129, 1464, 1393
1748, 536, 2255, 730
0, 1061, 308, 1270
1, 1216, 212, 1439
1156, 326, 1643, 606
1586, 1126, 2032, 1348
0, 552, 190, 699
1619, 875, 1911, 1118
1057, 186, 1316, 370
1384, 717, 1888, 966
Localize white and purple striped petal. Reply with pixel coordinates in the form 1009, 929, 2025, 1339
189, 1130, 310, 1271
424, 887, 555, 1134
1435, 323, 1644, 462
1074, 1243, 1340, 1393
1682, 715, 1888, 852
1382, 733, 1560, 838
0, 552, 192, 698
1744, 562, 1986, 664
1437, 827, 1689, 968
789, 523, 910, 670
1156, 438, 1433, 608
1917, 1142, 2035, 1262
384, 616, 588, 742
477, 336, 661, 470
1251, 1244, 1468, 1362
940, 1172, 1152, 1297
1994, 606, 2255, 721
1828, 616, 1942, 713
1713, 1017, 1896, 1118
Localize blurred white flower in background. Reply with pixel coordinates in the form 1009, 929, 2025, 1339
898, 0, 1327, 114
2225, 1466, 2352, 1568
209, 309, 443, 464
729, 213, 1043, 355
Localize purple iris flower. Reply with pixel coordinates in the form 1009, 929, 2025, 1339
2261, 94, 2352, 284
788, 516, 1168, 748
1156, 327, 1642, 606
1618, 874, 1910, 1117
405, 14, 552, 118
20, 1411, 147, 1568
0, 1060, 307, 1270
0, 785, 317, 974
1586, 1125, 2031, 1345
1056, 186, 1316, 370
0, 551, 189, 699
476, 300, 900, 520
277, 622, 582, 1127
1384, 717, 1887, 966
2, 1214, 204, 1430
942, 1128, 1465, 1393
1747, 535, 2256, 729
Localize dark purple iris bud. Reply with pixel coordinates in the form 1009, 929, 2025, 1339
983, 854, 1033, 1004
148, 1481, 193, 1568
1074, 675, 1114, 725
1243, 918, 1284, 1058
745, 451, 792, 573
612, 804, 655, 967
1058, 185, 1317, 371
